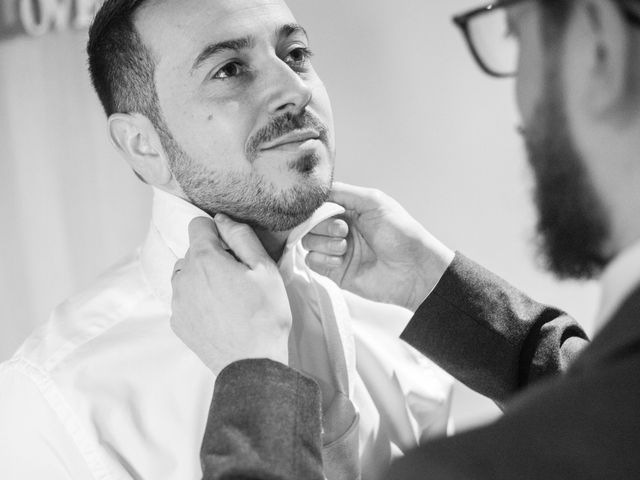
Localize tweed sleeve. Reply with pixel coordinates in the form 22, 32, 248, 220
201, 359, 324, 480
401, 253, 589, 405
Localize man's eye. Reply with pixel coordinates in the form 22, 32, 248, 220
285, 47, 314, 70
211, 61, 246, 80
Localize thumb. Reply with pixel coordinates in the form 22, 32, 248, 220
330, 182, 383, 213
214, 214, 271, 269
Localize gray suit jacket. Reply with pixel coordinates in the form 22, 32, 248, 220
389, 255, 640, 479
201, 253, 640, 480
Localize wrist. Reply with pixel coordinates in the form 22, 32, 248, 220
406, 241, 454, 311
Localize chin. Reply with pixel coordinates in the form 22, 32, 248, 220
258, 174, 332, 232
254, 200, 326, 232
183, 154, 334, 232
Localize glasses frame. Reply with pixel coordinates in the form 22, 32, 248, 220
453, 0, 640, 78
453, 0, 527, 78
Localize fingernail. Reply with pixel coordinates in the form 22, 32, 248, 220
215, 213, 229, 223
330, 220, 347, 236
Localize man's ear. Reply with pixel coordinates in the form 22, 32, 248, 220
578, 0, 631, 117
108, 113, 173, 186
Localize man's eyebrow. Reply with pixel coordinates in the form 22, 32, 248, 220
278, 23, 308, 41
191, 36, 254, 73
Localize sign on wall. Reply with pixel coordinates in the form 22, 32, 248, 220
0, 0, 103, 39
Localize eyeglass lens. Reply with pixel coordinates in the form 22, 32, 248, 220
467, 7, 519, 76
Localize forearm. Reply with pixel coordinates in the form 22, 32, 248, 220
201, 359, 324, 480
401, 253, 589, 405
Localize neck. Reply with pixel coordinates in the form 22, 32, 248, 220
254, 228, 290, 262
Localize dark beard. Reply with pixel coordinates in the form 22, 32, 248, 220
523, 66, 610, 279
153, 113, 332, 232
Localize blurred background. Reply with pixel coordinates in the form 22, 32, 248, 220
0, 0, 599, 432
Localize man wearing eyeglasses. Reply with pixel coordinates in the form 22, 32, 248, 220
172, 0, 640, 478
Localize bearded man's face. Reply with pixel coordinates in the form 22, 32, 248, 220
520, 16, 610, 279
137, 0, 335, 232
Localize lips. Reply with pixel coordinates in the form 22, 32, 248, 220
260, 128, 321, 151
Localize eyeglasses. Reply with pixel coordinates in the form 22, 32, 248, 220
453, 0, 640, 78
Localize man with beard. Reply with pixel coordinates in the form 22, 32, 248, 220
170, 0, 640, 478
0, 0, 455, 479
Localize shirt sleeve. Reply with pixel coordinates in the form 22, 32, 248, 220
0, 362, 98, 479
400, 253, 589, 405
201, 359, 324, 480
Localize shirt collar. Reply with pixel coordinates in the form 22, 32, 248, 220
595, 238, 640, 331
150, 187, 345, 261
150, 188, 209, 259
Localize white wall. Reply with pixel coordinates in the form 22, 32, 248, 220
0, 0, 599, 430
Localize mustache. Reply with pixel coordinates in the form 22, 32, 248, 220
246, 111, 329, 162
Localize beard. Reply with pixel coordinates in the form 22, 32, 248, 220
522, 62, 610, 279
156, 112, 333, 232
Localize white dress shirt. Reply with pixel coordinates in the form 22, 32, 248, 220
0, 189, 453, 480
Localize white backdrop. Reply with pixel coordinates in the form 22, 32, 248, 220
0, 0, 599, 430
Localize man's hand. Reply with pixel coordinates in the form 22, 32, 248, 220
170, 214, 292, 374
303, 182, 455, 311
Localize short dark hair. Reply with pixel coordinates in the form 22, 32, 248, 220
87, 0, 162, 126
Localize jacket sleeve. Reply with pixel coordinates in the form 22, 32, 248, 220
386, 349, 640, 480
400, 253, 589, 405
200, 359, 324, 480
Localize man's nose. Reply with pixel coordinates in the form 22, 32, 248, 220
264, 60, 313, 116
